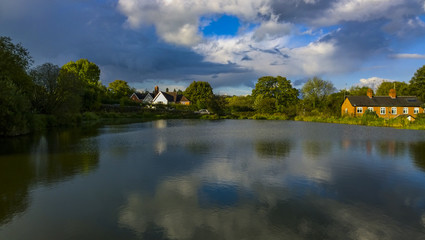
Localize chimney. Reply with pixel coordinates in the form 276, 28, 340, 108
389, 89, 396, 99
367, 88, 373, 98
154, 86, 159, 95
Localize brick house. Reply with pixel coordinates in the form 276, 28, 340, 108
130, 92, 155, 103
341, 88, 424, 119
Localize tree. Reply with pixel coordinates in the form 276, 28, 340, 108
251, 76, 299, 113
107, 80, 135, 99
61, 59, 102, 111
376, 81, 409, 96
348, 86, 369, 96
0, 36, 33, 136
54, 69, 84, 116
29, 63, 61, 114
253, 95, 277, 113
301, 77, 335, 109
409, 65, 425, 101
226, 95, 254, 112
184, 81, 214, 109
324, 90, 349, 116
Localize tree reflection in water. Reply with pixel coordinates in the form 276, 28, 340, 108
409, 141, 425, 172
0, 128, 99, 224
255, 140, 292, 159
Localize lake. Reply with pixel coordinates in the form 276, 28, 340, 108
1, 120, 425, 239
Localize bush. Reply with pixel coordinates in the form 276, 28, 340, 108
83, 112, 100, 121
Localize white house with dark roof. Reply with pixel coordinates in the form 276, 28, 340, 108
152, 91, 190, 105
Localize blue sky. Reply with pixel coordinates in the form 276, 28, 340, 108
1, 0, 425, 95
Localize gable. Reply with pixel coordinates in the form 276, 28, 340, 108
152, 92, 169, 104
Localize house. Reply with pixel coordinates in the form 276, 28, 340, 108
341, 88, 424, 119
152, 91, 190, 105
130, 92, 144, 103
130, 92, 155, 104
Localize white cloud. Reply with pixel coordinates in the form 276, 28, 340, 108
194, 33, 353, 80
391, 53, 425, 59
117, 0, 272, 46
357, 77, 394, 90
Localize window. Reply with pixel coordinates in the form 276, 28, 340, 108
414, 108, 419, 114
357, 107, 363, 114
368, 107, 374, 112
391, 107, 397, 115
344, 108, 348, 114
403, 107, 408, 114
380, 107, 386, 115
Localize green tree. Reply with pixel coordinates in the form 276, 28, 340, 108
184, 81, 214, 109
253, 95, 277, 113
61, 59, 102, 111
301, 77, 335, 109
0, 36, 33, 136
324, 89, 349, 116
206, 95, 228, 115
348, 86, 369, 96
107, 80, 135, 99
226, 95, 254, 112
251, 76, 298, 113
409, 65, 425, 101
54, 69, 84, 116
376, 81, 409, 96
29, 63, 61, 114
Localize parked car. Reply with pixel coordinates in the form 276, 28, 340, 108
195, 109, 210, 114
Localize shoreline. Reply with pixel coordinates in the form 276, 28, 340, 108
3, 111, 425, 138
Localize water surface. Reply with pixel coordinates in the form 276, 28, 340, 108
1, 120, 425, 239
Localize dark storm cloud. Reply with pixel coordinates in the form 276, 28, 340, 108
321, 20, 391, 58
2, 0, 425, 90
271, 0, 337, 23
0, 0, 250, 87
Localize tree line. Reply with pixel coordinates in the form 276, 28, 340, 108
2, 36, 425, 135
205, 68, 425, 119
0, 36, 138, 136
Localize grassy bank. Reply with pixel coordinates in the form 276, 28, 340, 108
28, 109, 202, 134
294, 114, 425, 130
11, 109, 425, 137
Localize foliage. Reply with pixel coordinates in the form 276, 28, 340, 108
108, 80, 135, 99
54, 69, 84, 115
253, 95, 277, 113
348, 86, 369, 96
252, 76, 299, 113
184, 81, 214, 109
61, 59, 103, 111
0, 36, 33, 136
226, 95, 254, 112
376, 81, 409, 96
29, 63, 61, 114
362, 109, 378, 118
206, 95, 228, 115
301, 76, 335, 109
323, 90, 348, 116
409, 65, 425, 101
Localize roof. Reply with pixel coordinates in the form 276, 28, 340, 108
159, 92, 190, 103
144, 93, 154, 99
132, 92, 144, 99
346, 96, 423, 107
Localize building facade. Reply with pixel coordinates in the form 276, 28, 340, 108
341, 89, 424, 119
